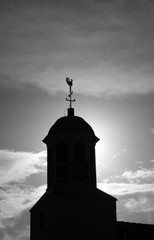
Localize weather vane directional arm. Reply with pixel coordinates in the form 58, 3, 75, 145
66, 77, 76, 108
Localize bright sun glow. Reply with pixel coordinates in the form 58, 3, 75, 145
87, 119, 112, 161
86, 116, 125, 182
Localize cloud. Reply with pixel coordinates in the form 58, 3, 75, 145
118, 191, 154, 224
0, 181, 46, 239
0, 210, 30, 240
114, 168, 154, 217
0, 149, 46, 232
97, 182, 154, 196
98, 182, 154, 224
1, 0, 154, 96
118, 168, 154, 183
0, 184, 46, 225
98, 167, 154, 196
124, 196, 152, 212
0, 150, 46, 185
117, 194, 154, 224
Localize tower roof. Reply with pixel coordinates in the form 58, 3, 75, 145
43, 113, 99, 144
30, 184, 117, 211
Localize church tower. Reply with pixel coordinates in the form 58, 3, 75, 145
30, 78, 117, 240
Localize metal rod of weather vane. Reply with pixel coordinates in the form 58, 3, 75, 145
70, 85, 72, 108
66, 77, 76, 109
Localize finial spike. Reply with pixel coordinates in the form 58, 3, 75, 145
66, 77, 76, 108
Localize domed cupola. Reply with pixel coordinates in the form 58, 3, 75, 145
43, 78, 99, 190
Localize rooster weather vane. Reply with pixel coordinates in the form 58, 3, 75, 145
66, 77, 76, 108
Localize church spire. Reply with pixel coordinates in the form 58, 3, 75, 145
66, 77, 76, 117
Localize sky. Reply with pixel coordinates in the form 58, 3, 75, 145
0, 0, 154, 239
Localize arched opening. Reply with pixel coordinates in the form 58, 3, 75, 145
56, 142, 68, 163
72, 142, 88, 181
56, 142, 68, 182
74, 142, 86, 162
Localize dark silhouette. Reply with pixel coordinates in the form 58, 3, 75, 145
30, 79, 154, 239
117, 221, 154, 240
66, 77, 76, 108
30, 105, 117, 239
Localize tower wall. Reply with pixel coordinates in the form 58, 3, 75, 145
30, 192, 117, 240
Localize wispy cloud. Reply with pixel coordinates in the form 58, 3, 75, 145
98, 182, 154, 196
0, 149, 46, 227
0, 150, 46, 184
0, 184, 46, 224
0, 181, 46, 239
117, 168, 154, 184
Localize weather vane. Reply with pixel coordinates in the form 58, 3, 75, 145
66, 77, 76, 108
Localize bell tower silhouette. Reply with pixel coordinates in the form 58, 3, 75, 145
30, 78, 117, 240
43, 77, 99, 190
